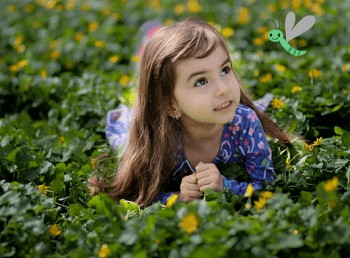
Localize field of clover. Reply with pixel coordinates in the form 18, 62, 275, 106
0, 0, 349, 257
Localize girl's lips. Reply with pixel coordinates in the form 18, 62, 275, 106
214, 101, 233, 111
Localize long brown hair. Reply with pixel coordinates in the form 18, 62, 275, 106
90, 17, 291, 207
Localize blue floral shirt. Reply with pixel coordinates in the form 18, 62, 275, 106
158, 104, 275, 205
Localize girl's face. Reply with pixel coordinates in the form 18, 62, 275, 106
172, 45, 241, 127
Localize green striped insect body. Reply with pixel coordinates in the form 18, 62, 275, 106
267, 12, 315, 56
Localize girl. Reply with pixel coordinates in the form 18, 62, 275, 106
90, 17, 291, 207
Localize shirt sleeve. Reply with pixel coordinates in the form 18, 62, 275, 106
223, 108, 275, 195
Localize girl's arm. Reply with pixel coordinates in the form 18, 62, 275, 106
223, 108, 275, 195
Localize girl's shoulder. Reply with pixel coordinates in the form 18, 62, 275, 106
228, 104, 258, 126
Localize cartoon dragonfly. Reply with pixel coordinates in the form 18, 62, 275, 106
267, 11, 316, 56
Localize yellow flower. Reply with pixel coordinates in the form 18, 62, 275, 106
59, 135, 65, 142
292, 0, 301, 10
254, 191, 273, 211
267, 3, 276, 12
253, 70, 259, 77
9, 60, 28, 72
244, 184, 254, 198
341, 64, 350, 72
16, 45, 25, 53
179, 213, 199, 234
98, 244, 111, 258
91, 158, 97, 169
259, 73, 272, 83
88, 22, 98, 32
66, 0, 76, 11
258, 26, 267, 34
112, 12, 121, 20
271, 98, 285, 109
109, 55, 119, 63
286, 157, 291, 166
311, 4, 324, 16
299, 39, 307, 47
18, 60, 28, 68
312, 137, 323, 147
49, 224, 61, 236
280, 2, 289, 9
275, 64, 286, 73
75, 32, 84, 42
237, 7, 250, 25
291, 85, 302, 93
174, 4, 185, 15
163, 19, 174, 26
56, 4, 63, 11
293, 229, 299, 235
38, 184, 49, 194
46, 0, 57, 9
304, 142, 313, 151
119, 75, 130, 86
150, 0, 162, 12
309, 69, 322, 78
131, 55, 139, 63
24, 4, 34, 13
81, 2, 90, 11
102, 8, 111, 17
323, 177, 339, 192
253, 37, 264, 46
304, 0, 313, 8
187, 0, 201, 13
254, 197, 267, 211
260, 191, 274, 199
50, 50, 61, 59
40, 70, 47, 78
166, 194, 178, 207
14, 36, 24, 47
7, 5, 17, 13
221, 27, 234, 38
95, 40, 105, 47
328, 199, 338, 209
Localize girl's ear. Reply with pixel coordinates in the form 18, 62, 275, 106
167, 100, 182, 119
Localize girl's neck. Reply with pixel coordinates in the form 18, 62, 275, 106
182, 122, 224, 148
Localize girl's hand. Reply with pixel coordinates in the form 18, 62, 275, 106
178, 174, 202, 203
195, 162, 223, 192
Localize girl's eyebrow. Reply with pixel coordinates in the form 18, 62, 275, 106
186, 57, 231, 82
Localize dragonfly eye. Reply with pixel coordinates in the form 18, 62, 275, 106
278, 33, 280, 37
270, 33, 272, 37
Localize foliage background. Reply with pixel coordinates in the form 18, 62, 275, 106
0, 0, 349, 257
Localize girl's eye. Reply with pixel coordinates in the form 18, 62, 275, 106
221, 66, 231, 76
194, 77, 208, 87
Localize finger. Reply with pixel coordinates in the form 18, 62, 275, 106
186, 190, 203, 198
199, 181, 223, 192
183, 183, 200, 191
195, 162, 216, 173
195, 169, 212, 180
197, 177, 211, 187
183, 174, 198, 184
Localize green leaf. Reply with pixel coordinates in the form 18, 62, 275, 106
69, 203, 84, 217
341, 131, 350, 148
49, 178, 66, 194
6, 147, 19, 162
334, 126, 344, 135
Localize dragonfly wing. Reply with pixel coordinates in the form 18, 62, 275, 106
285, 12, 295, 42
286, 14, 316, 42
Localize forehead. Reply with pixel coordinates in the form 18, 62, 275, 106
173, 45, 229, 78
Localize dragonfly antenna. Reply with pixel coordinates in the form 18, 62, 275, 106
267, 19, 277, 29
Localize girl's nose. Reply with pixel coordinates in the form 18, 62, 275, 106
215, 79, 230, 97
